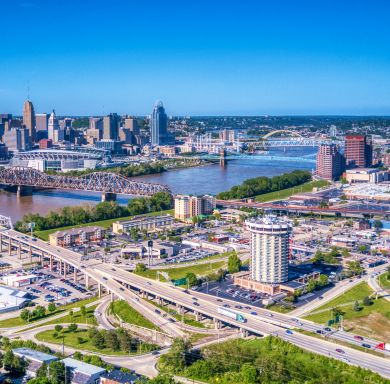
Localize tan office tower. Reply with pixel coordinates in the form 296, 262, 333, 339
23, 100, 36, 142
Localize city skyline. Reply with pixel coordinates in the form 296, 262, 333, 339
1, 0, 390, 115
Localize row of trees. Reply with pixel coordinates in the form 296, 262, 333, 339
15, 191, 173, 232
20, 303, 57, 322
217, 170, 311, 200
158, 336, 389, 384
45, 161, 166, 178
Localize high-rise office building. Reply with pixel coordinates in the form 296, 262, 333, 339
150, 100, 168, 146
124, 117, 140, 135
36, 113, 49, 132
103, 114, 119, 140
3, 128, 30, 151
219, 129, 236, 142
246, 216, 291, 284
316, 144, 345, 181
23, 100, 36, 142
48, 110, 62, 142
345, 135, 372, 168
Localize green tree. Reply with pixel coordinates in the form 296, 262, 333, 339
54, 325, 63, 333
104, 330, 120, 351
3, 350, 26, 377
80, 305, 87, 317
36, 362, 48, 378
348, 260, 364, 276
47, 303, 56, 313
227, 253, 242, 274
27, 378, 52, 384
68, 323, 78, 333
48, 360, 67, 384
135, 263, 147, 273
185, 272, 198, 287
92, 331, 106, 349
353, 300, 361, 312
117, 329, 132, 352
159, 338, 191, 374
20, 309, 30, 322
240, 362, 258, 384
332, 307, 345, 318
363, 296, 373, 306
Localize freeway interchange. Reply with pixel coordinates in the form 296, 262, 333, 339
0, 227, 389, 378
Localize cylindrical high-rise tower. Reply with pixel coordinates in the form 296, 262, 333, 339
246, 216, 291, 284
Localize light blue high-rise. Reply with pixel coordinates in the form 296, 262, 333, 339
150, 100, 168, 146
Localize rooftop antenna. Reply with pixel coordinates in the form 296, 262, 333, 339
27, 81, 30, 100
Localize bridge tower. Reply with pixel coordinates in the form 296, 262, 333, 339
219, 147, 227, 167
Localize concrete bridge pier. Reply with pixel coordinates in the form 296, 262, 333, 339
214, 319, 221, 329
194, 311, 202, 321
16, 185, 33, 198
240, 328, 249, 337
101, 192, 117, 202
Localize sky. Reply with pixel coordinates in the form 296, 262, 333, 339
1, 0, 390, 116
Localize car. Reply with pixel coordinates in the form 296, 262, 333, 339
103, 277, 108, 281
193, 302, 200, 306
235, 305, 242, 309
192, 297, 197, 301
316, 330, 323, 334
266, 313, 273, 317
120, 287, 124, 291
151, 351, 160, 355
154, 309, 161, 314
217, 299, 222, 302
324, 327, 332, 332
250, 311, 257, 315
223, 304, 230, 308
285, 330, 293, 335
147, 282, 152, 285
362, 343, 371, 349
354, 335, 363, 341
245, 306, 251, 310
335, 348, 345, 354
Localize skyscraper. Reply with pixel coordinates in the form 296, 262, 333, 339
246, 216, 291, 284
23, 100, 36, 142
124, 117, 140, 135
345, 135, 372, 168
150, 100, 168, 146
316, 144, 345, 180
48, 110, 62, 142
36, 113, 49, 132
103, 113, 119, 140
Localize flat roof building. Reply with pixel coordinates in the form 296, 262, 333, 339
62, 357, 106, 384
49, 226, 106, 247
112, 214, 174, 234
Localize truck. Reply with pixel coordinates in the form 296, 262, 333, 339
376, 343, 390, 352
217, 307, 246, 323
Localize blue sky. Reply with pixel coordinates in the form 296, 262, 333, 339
1, 0, 390, 116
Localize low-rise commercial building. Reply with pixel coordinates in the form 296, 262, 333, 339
62, 357, 106, 384
49, 226, 106, 247
13, 348, 58, 377
112, 214, 174, 234
345, 168, 389, 184
0, 286, 30, 312
2, 274, 38, 287
101, 369, 139, 384
344, 183, 390, 201
174, 194, 216, 221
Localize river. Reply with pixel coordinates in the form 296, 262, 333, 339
0, 147, 317, 221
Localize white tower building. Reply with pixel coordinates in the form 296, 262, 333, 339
246, 216, 292, 284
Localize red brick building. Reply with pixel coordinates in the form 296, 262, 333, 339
345, 135, 372, 168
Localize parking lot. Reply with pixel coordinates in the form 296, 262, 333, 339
1, 266, 94, 307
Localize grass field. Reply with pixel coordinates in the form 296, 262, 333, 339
378, 272, 390, 289
34, 304, 98, 327
34, 209, 173, 241
36, 328, 157, 355
135, 261, 226, 281
110, 300, 160, 330
304, 282, 390, 340
255, 180, 330, 202
0, 297, 99, 328
146, 299, 206, 328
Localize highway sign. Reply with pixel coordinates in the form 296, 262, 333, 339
172, 278, 187, 286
